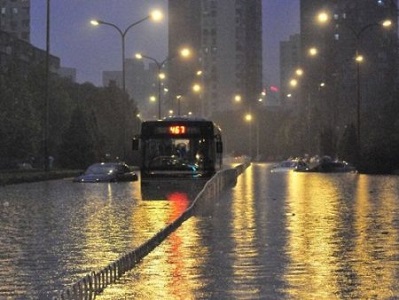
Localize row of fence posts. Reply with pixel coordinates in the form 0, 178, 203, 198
54, 163, 250, 300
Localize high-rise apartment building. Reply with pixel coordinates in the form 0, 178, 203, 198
299, 0, 398, 154
168, 0, 263, 117
280, 34, 301, 108
0, 0, 30, 42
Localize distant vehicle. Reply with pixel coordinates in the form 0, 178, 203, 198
298, 160, 357, 173
132, 117, 223, 181
271, 160, 309, 173
73, 162, 138, 183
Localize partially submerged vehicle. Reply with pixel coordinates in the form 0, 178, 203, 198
271, 159, 309, 173
296, 156, 357, 173
73, 162, 138, 183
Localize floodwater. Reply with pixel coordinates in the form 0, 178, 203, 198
96, 163, 399, 299
1, 164, 399, 299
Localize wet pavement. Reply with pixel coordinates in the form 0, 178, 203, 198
2, 163, 399, 299
95, 163, 399, 299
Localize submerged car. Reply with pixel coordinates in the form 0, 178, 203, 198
299, 160, 357, 173
271, 160, 309, 173
73, 162, 138, 183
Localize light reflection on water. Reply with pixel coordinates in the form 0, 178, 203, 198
3, 165, 399, 299
285, 171, 399, 299
0, 178, 197, 299
97, 164, 399, 299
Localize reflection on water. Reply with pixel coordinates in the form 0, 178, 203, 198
285, 172, 399, 299
0, 179, 199, 299
3, 165, 399, 299
98, 164, 399, 299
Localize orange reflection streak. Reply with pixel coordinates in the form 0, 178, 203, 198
166, 191, 192, 299
80, 184, 135, 271
231, 165, 259, 296
284, 173, 343, 298
351, 175, 399, 298
95, 190, 204, 299
284, 172, 399, 298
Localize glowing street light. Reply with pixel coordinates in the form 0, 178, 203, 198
135, 47, 191, 119
309, 47, 319, 56
317, 11, 329, 24
90, 9, 163, 94
90, 10, 162, 160
234, 94, 242, 103
290, 79, 298, 87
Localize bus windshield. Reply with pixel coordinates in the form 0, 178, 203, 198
144, 137, 214, 174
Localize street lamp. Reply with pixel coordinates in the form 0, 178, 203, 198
346, 20, 392, 155
317, 11, 392, 161
135, 53, 169, 120
176, 83, 202, 116
44, 0, 50, 171
135, 47, 191, 119
91, 10, 162, 160
90, 10, 162, 94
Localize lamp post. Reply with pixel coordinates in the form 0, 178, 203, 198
244, 113, 259, 160
91, 10, 162, 94
348, 21, 392, 154
135, 54, 169, 119
318, 12, 392, 159
135, 48, 191, 119
91, 10, 162, 160
44, 0, 50, 171
176, 95, 183, 116
176, 83, 202, 116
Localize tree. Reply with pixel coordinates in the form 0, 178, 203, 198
58, 107, 95, 169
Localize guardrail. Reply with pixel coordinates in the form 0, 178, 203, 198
53, 162, 250, 300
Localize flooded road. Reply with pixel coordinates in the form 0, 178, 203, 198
0, 178, 201, 299
2, 164, 399, 299
96, 163, 399, 299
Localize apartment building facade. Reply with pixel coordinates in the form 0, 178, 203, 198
168, 0, 263, 118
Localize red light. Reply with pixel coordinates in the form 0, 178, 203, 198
169, 125, 186, 135
270, 85, 279, 92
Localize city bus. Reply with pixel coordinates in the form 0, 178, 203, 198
133, 117, 223, 181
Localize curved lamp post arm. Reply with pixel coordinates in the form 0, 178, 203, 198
95, 20, 124, 37
123, 16, 150, 37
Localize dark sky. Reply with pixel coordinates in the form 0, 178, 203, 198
30, 0, 299, 88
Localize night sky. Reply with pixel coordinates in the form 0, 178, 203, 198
30, 0, 300, 88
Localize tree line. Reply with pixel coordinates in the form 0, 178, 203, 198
0, 63, 140, 170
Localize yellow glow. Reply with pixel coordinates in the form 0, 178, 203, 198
135, 53, 143, 59
244, 113, 253, 122
317, 11, 329, 23
234, 94, 242, 102
149, 96, 156, 102
149, 9, 163, 22
231, 165, 256, 286
180, 48, 191, 58
159, 72, 166, 80
382, 19, 392, 27
192, 83, 201, 93
284, 173, 343, 297
90, 20, 99, 26
290, 79, 298, 87
309, 47, 318, 56
355, 55, 364, 63
295, 68, 304, 76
